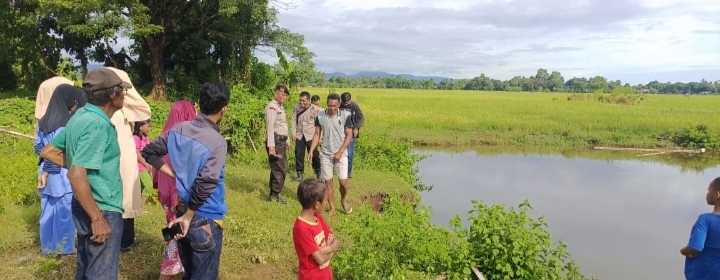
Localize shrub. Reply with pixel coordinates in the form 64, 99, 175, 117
333, 195, 591, 280
672, 125, 720, 149
333, 194, 469, 280
453, 200, 591, 280
354, 132, 430, 190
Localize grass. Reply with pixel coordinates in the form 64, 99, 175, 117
308, 88, 720, 148
0, 134, 414, 279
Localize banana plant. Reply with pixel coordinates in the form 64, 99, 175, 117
276, 48, 298, 89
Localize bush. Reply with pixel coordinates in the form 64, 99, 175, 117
453, 200, 590, 280
333, 195, 591, 280
333, 194, 470, 280
354, 132, 429, 190
566, 89, 647, 105
672, 125, 720, 149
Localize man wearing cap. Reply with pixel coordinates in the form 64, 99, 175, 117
265, 84, 291, 204
339, 92, 365, 179
40, 67, 130, 280
291, 91, 321, 182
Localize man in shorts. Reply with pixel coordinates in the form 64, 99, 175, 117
308, 93, 354, 216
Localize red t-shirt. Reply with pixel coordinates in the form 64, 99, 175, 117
293, 213, 334, 280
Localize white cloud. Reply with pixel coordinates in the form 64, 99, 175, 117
262, 0, 720, 84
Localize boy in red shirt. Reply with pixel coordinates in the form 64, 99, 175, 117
293, 179, 341, 280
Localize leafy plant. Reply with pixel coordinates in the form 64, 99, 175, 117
333, 193, 466, 280
275, 48, 298, 89
354, 132, 429, 190
452, 200, 591, 280
672, 125, 720, 149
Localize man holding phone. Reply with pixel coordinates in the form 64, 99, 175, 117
142, 82, 231, 279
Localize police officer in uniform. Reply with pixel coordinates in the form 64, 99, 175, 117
265, 84, 291, 204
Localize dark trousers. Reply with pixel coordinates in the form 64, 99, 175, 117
267, 134, 287, 195
295, 136, 320, 175
121, 218, 135, 248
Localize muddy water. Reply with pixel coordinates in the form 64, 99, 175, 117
416, 147, 720, 280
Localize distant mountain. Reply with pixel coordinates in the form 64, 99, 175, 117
325, 71, 449, 83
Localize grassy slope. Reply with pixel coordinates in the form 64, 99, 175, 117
0, 134, 411, 279
312, 88, 720, 148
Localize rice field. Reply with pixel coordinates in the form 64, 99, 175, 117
305, 88, 720, 147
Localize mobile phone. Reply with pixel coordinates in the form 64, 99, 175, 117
162, 224, 183, 241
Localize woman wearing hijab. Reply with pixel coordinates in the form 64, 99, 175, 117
34, 76, 74, 121
156, 98, 196, 279
33, 84, 87, 256
105, 67, 152, 252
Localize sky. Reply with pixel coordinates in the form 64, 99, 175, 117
254, 0, 720, 84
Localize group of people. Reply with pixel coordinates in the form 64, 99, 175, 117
33, 67, 229, 279
31, 66, 362, 279
264, 85, 364, 216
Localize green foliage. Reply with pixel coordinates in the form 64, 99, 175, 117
566, 91, 647, 105
55, 57, 79, 83
334, 196, 590, 280
250, 57, 279, 96
454, 200, 591, 280
0, 136, 40, 205
333, 195, 468, 280
166, 71, 203, 101
223, 83, 274, 165
672, 125, 720, 149
354, 132, 429, 190
0, 60, 18, 91
275, 48, 299, 89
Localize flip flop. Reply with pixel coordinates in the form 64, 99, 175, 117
343, 205, 353, 214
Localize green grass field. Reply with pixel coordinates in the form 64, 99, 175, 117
310, 88, 720, 148
0, 134, 413, 279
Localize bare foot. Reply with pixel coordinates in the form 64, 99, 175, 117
326, 209, 337, 216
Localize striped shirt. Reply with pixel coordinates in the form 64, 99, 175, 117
51, 104, 123, 213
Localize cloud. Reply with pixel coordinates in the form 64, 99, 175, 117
258, 0, 720, 84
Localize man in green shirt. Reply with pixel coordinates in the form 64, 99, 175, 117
41, 67, 131, 280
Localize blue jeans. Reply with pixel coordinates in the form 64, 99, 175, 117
72, 199, 123, 280
347, 137, 356, 177
177, 215, 224, 280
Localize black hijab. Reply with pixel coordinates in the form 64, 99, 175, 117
38, 84, 88, 134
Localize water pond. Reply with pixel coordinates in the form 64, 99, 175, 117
416, 147, 720, 280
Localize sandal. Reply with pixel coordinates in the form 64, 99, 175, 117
343, 204, 353, 214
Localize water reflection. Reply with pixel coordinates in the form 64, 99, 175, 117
417, 148, 720, 280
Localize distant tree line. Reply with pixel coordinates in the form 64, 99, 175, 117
320, 68, 720, 94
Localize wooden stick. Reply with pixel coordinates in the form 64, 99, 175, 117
247, 130, 257, 153
471, 267, 487, 280
0, 128, 33, 139
636, 151, 670, 157
593, 146, 701, 153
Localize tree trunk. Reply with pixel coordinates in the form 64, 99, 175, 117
146, 36, 167, 101
22, 57, 31, 89
79, 51, 89, 78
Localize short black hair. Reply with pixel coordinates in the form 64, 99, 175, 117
86, 86, 121, 106
711, 177, 720, 191
300, 91, 310, 99
297, 179, 327, 209
311, 95, 320, 102
275, 84, 289, 95
341, 92, 352, 103
327, 93, 341, 102
198, 82, 230, 115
